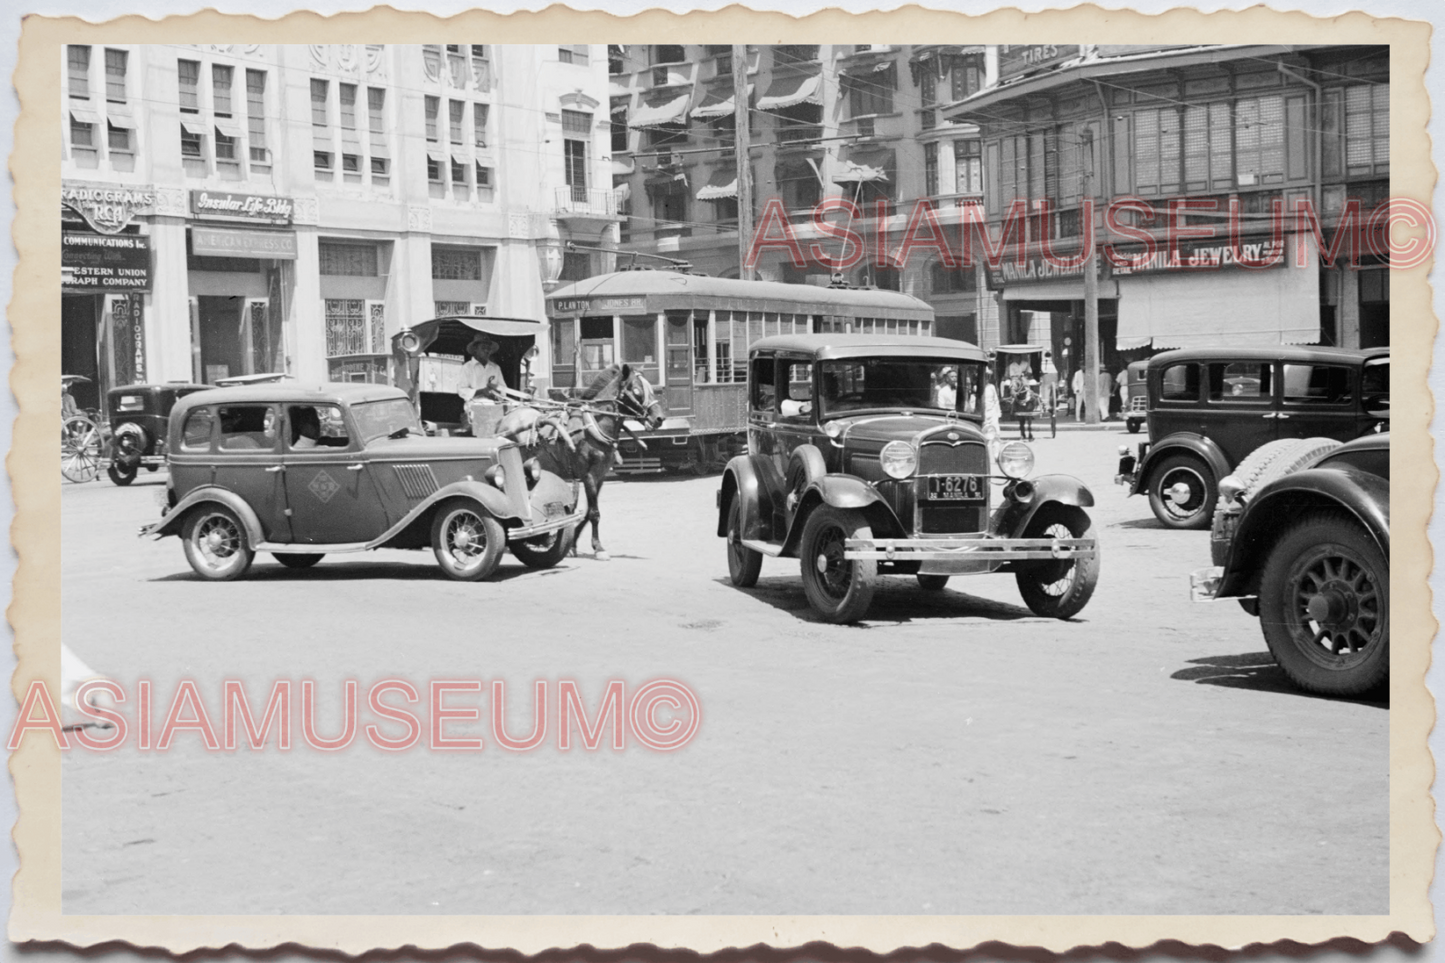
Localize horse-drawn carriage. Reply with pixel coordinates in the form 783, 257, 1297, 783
991, 344, 1053, 417
391, 315, 545, 436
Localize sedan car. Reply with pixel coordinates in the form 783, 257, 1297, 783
717, 334, 1100, 624
142, 382, 585, 581
1190, 433, 1388, 696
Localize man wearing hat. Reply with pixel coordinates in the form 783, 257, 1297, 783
457, 333, 506, 401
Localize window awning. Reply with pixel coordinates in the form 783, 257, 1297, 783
696, 168, 737, 200
840, 60, 896, 78
214, 119, 243, 138
426, 148, 443, 162
833, 150, 893, 184
645, 170, 688, 192
451, 152, 469, 166
68, 105, 101, 125
106, 113, 136, 129
691, 84, 752, 119
757, 72, 822, 110
613, 181, 631, 203
628, 93, 690, 128
179, 118, 208, 137
611, 157, 635, 176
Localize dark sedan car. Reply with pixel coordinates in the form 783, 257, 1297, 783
1190, 433, 1389, 696
716, 334, 1100, 624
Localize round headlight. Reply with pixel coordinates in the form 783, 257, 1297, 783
484, 465, 507, 490
1217, 474, 1245, 503
880, 441, 917, 479
996, 441, 1035, 479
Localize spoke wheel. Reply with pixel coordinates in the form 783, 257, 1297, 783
1147, 454, 1215, 530
431, 501, 505, 581
799, 506, 875, 623
107, 461, 139, 486
1014, 507, 1100, 619
181, 505, 255, 581
61, 416, 103, 483
510, 526, 574, 570
1260, 514, 1388, 696
725, 497, 762, 588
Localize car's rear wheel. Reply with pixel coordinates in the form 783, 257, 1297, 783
725, 496, 762, 588
799, 506, 875, 623
1259, 513, 1388, 696
1014, 507, 1099, 619
1125, 418, 1142, 434
1147, 454, 1215, 529
510, 527, 573, 569
916, 574, 949, 591
107, 461, 138, 486
431, 501, 505, 581
274, 553, 324, 569
181, 505, 255, 581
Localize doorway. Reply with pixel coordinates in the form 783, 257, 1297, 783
197, 295, 247, 384
62, 294, 100, 410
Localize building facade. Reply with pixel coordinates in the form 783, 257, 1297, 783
61, 43, 616, 409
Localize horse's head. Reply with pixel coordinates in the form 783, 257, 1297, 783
616, 364, 665, 430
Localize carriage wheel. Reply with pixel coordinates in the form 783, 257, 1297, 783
61, 416, 103, 483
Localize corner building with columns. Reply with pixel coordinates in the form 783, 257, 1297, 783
61, 43, 617, 410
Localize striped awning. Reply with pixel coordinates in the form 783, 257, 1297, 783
628, 93, 690, 128
757, 72, 822, 110
831, 160, 889, 184
691, 84, 752, 119
696, 168, 737, 200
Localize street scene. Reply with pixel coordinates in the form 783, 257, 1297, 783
61, 426, 1387, 916
50, 40, 1395, 924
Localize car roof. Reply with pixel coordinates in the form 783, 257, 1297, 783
1147, 345, 1388, 367
751, 334, 987, 361
172, 382, 409, 410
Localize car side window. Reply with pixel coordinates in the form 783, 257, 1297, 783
750, 357, 777, 412
779, 361, 813, 421
1282, 364, 1352, 405
287, 404, 351, 449
180, 408, 215, 450
217, 405, 277, 450
1208, 362, 1271, 403
1158, 363, 1199, 403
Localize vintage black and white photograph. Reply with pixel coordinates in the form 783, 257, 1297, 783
12, 8, 1435, 951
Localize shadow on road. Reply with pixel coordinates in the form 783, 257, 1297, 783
1109, 517, 1170, 530
717, 576, 1042, 624
148, 559, 565, 584
1171, 651, 1389, 708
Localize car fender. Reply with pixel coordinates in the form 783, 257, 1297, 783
143, 487, 266, 544
716, 454, 784, 541
375, 480, 522, 549
1135, 433, 1230, 495
997, 474, 1095, 537
781, 474, 903, 556
1217, 467, 1389, 598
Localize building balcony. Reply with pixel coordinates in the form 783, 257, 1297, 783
553, 186, 624, 225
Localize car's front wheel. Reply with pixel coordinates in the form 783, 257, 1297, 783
1259, 513, 1389, 696
510, 527, 573, 569
107, 461, 138, 486
1014, 506, 1099, 619
1147, 454, 1216, 530
431, 501, 505, 581
799, 506, 876, 623
181, 505, 255, 581
725, 496, 762, 588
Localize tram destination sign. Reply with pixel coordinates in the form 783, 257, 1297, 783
550, 295, 648, 316
61, 231, 152, 290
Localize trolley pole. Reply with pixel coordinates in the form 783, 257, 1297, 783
1082, 130, 1101, 425
733, 44, 754, 281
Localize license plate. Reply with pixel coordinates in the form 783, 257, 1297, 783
926, 474, 985, 502
543, 501, 568, 518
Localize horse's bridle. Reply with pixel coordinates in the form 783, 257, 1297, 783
580, 375, 658, 446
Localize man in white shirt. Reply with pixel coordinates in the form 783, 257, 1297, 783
458, 334, 506, 401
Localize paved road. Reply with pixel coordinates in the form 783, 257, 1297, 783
58, 426, 1387, 916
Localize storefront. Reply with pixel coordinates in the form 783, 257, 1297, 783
186, 190, 297, 384
986, 254, 1121, 386
61, 181, 157, 409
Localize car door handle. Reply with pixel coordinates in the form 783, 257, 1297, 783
1261, 412, 1276, 419
346, 463, 364, 471
265, 465, 285, 473
1275, 413, 1290, 420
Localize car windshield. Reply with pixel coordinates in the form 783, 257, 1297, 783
819, 358, 985, 418
351, 398, 425, 444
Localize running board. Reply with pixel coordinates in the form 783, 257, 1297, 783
740, 538, 787, 558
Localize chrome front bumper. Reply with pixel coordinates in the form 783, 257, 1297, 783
845, 536, 1096, 563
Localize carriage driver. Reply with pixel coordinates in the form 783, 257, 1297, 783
457, 334, 507, 402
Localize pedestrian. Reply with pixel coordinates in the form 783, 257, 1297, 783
1097, 368, 1113, 421
1015, 379, 1039, 440
983, 364, 1002, 458
1072, 367, 1085, 421
1116, 366, 1130, 421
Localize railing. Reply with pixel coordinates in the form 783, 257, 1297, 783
553, 186, 621, 217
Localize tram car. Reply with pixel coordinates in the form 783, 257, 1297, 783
545, 270, 936, 473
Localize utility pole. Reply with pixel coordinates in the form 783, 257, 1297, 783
732, 44, 754, 280
1082, 129, 1100, 425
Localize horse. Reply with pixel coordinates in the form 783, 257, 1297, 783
498, 363, 663, 561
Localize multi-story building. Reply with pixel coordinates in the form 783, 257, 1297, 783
943, 43, 1390, 381
60, 43, 616, 410
609, 44, 999, 346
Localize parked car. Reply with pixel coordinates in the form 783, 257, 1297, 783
141, 382, 586, 581
1115, 345, 1388, 529
1123, 359, 1148, 434
105, 382, 210, 485
1190, 433, 1389, 696
716, 334, 1100, 624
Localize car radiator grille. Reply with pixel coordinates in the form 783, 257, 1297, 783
392, 464, 439, 500
916, 440, 988, 534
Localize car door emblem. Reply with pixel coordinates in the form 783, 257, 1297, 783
308, 470, 340, 503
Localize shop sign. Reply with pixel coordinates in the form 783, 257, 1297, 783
191, 225, 298, 260
985, 254, 1102, 290
61, 182, 157, 235
1108, 237, 1288, 276
997, 45, 1081, 82
110, 294, 146, 383
61, 231, 151, 290
550, 296, 647, 315
190, 190, 294, 224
